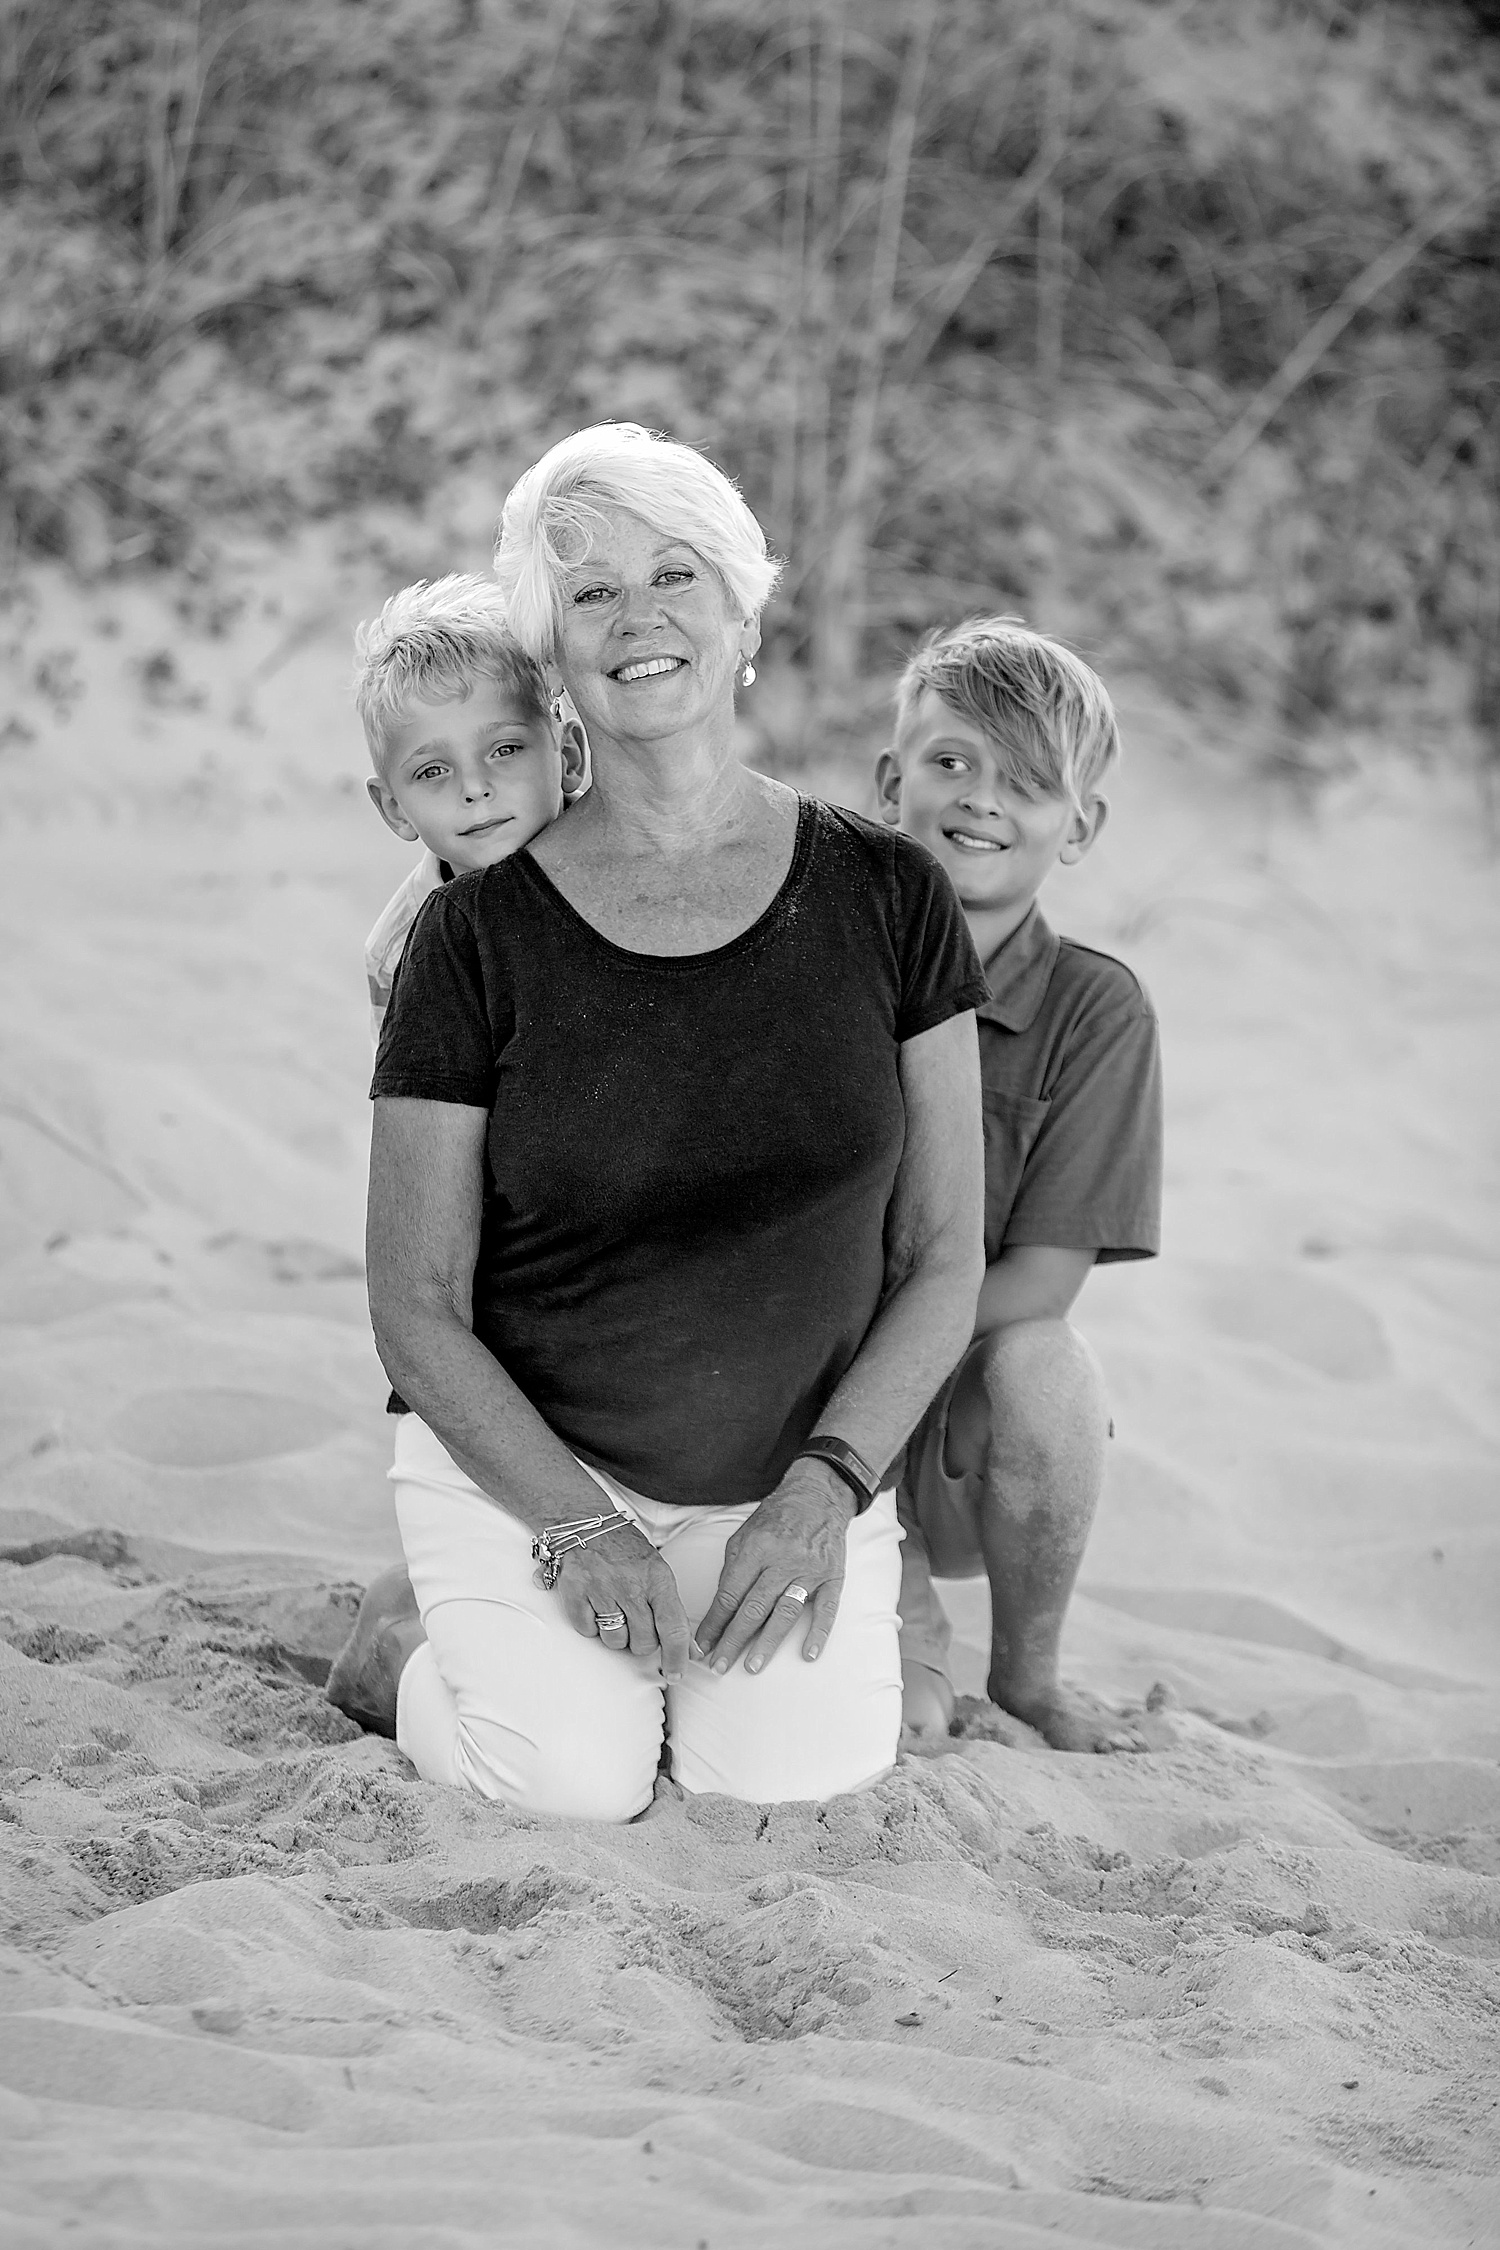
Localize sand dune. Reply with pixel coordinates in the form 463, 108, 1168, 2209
0, 560, 1496, 2246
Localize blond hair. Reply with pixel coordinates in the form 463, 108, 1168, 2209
896, 615, 1120, 807
493, 423, 781, 661
353, 573, 553, 769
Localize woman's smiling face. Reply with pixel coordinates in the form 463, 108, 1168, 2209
556, 505, 757, 745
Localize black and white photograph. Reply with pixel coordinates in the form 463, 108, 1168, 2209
1, 1, 1497, 2241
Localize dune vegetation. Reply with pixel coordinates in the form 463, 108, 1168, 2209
1, 0, 1497, 766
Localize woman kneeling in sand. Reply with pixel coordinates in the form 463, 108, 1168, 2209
329, 424, 986, 1821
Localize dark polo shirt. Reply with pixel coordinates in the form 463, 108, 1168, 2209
977, 903, 1161, 1264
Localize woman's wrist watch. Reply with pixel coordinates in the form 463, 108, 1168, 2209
792, 1436, 882, 1514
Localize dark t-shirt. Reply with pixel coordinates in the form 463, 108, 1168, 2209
371, 798, 987, 1507
976, 903, 1161, 1264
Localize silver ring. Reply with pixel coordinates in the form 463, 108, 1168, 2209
594, 1609, 628, 1634
782, 1583, 809, 1607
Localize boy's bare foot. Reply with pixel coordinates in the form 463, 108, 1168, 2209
991, 1674, 1149, 1754
325, 1564, 425, 1740
900, 1657, 956, 1744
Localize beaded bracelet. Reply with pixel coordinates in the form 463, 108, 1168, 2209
531, 1510, 630, 1591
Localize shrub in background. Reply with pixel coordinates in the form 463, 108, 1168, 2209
1, 0, 1495, 765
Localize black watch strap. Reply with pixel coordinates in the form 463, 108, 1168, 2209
793, 1436, 882, 1513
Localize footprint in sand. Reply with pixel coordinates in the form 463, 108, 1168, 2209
1308, 1757, 1500, 1835
1193, 1264, 1392, 1381
106, 1388, 343, 1468
204, 1233, 365, 1286
1083, 1586, 1469, 1692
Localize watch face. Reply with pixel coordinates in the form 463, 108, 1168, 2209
801, 1442, 878, 1503
830, 1440, 874, 1482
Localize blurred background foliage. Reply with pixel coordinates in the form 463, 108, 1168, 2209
1, 0, 1497, 766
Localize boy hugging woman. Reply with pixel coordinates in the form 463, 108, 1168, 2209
335, 566, 1161, 1774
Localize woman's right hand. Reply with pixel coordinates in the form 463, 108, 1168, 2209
545, 1522, 692, 1684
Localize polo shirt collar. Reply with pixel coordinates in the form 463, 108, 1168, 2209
977, 902, 1060, 1032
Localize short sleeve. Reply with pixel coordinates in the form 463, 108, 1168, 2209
370, 879, 499, 1107
1003, 1001, 1162, 1260
890, 834, 989, 1042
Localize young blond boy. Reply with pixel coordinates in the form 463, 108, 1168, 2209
328, 575, 586, 1737
356, 574, 587, 1040
876, 616, 1162, 1753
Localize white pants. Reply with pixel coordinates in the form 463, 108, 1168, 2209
391, 1416, 904, 1822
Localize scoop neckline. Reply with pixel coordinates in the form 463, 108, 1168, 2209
512, 792, 815, 969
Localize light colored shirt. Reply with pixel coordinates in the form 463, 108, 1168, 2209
365, 849, 446, 1044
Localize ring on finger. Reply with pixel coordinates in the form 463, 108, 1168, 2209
782, 1583, 810, 1607
594, 1609, 628, 1635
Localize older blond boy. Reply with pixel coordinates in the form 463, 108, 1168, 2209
876, 616, 1162, 1753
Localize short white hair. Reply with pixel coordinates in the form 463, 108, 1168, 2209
493, 423, 781, 661
352, 573, 552, 770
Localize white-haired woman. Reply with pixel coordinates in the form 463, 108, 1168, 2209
330, 423, 986, 1820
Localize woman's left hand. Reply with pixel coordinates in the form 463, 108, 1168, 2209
694, 1460, 856, 1675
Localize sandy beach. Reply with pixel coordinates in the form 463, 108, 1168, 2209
1, 549, 1497, 2248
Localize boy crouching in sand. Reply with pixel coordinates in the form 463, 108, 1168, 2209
357, 574, 587, 1039
327, 575, 586, 1735
876, 616, 1162, 1754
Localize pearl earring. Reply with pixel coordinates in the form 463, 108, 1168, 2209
740, 656, 756, 687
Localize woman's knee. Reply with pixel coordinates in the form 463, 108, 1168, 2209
454, 1706, 661, 1823
416, 1593, 666, 1823
671, 1515, 902, 1804
680, 1718, 898, 1806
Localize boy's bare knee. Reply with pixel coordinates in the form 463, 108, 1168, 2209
979, 1316, 1098, 1397
967, 1319, 1107, 1458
